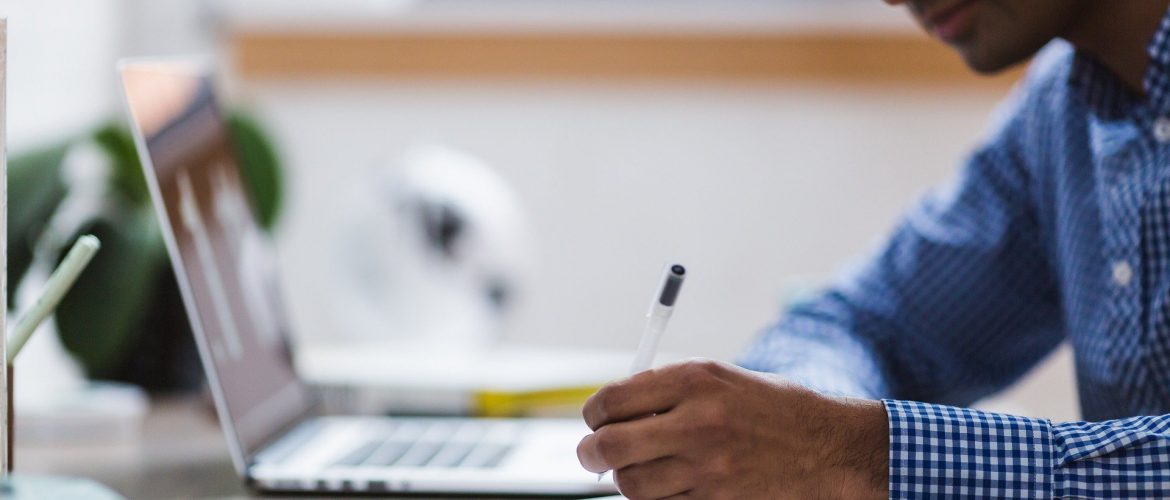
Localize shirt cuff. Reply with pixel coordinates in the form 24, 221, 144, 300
884, 399, 1054, 498
1050, 417, 1170, 497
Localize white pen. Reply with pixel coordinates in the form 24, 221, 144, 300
630, 264, 686, 374
600, 263, 687, 481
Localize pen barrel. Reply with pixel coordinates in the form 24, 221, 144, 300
630, 310, 671, 374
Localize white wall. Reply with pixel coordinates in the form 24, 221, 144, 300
0, 0, 125, 150
0, 0, 215, 151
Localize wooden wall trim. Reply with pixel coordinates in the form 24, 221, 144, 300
230, 30, 1023, 88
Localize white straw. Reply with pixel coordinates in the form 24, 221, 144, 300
7, 235, 101, 363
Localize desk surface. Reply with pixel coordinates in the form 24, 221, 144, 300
13, 396, 613, 499
15, 396, 246, 498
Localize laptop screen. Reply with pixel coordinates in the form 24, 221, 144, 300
119, 60, 313, 465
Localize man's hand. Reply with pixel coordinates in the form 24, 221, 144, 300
577, 359, 888, 499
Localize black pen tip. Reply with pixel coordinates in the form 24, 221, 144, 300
659, 265, 686, 306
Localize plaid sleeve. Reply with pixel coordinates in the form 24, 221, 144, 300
739, 80, 1065, 407
736, 315, 889, 398
885, 399, 1170, 498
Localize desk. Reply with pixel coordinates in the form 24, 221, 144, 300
13, 396, 613, 499
14, 396, 245, 498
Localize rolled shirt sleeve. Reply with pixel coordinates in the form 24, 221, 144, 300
885, 399, 1170, 498
738, 67, 1063, 406
737, 314, 889, 399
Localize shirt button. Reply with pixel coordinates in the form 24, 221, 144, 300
1155, 117, 1170, 143
1112, 261, 1134, 287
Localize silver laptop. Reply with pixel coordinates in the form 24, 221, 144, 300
118, 58, 617, 496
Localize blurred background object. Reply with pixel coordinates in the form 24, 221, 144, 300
326, 144, 533, 349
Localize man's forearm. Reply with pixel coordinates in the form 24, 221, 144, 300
825, 397, 889, 499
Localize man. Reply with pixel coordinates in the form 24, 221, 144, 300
577, 0, 1170, 498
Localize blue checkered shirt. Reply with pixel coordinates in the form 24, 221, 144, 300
739, 11, 1170, 499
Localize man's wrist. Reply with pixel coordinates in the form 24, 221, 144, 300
823, 397, 889, 499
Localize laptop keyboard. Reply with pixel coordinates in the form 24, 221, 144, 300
331, 420, 517, 469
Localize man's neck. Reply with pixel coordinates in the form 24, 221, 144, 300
1062, 0, 1170, 96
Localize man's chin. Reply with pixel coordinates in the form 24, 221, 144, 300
956, 46, 1034, 75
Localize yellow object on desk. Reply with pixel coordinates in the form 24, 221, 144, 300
474, 385, 602, 418
299, 342, 677, 417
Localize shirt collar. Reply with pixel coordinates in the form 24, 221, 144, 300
1069, 5, 1170, 119
1146, 7, 1170, 116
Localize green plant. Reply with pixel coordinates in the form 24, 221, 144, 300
7, 112, 283, 390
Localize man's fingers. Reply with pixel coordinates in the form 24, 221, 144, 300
583, 371, 680, 430
583, 361, 723, 430
613, 456, 694, 500
576, 412, 685, 473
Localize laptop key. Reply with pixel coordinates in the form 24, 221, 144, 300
426, 442, 475, 467
449, 421, 488, 442
390, 420, 430, 441
460, 442, 513, 468
362, 441, 411, 466
393, 442, 443, 467
482, 444, 512, 468
332, 440, 381, 467
420, 421, 459, 442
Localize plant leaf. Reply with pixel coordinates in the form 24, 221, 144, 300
93, 124, 148, 206
54, 209, 165, 376
7, 144, 69, 308
227, 112, 283, 230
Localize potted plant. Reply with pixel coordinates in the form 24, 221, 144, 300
7, 112, 283, 392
